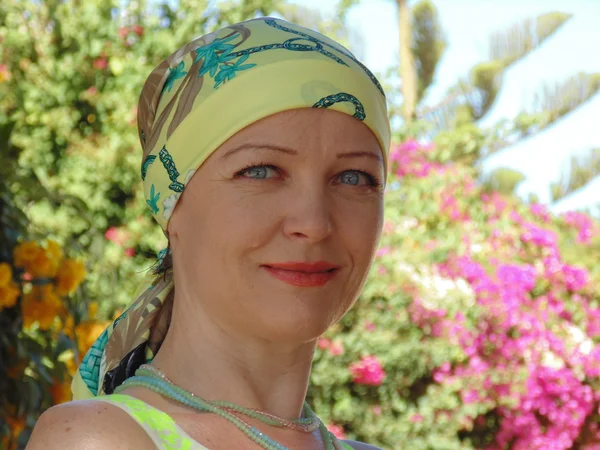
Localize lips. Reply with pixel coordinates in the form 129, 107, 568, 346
264, 261, 340, 273
262, 261, 340, 287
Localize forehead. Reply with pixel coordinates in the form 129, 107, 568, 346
215, 108, 381, 154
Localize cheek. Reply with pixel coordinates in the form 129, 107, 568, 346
339, 200, 383, 255
179, 192, 275, 260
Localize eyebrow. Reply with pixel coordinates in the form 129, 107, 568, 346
221, 143, 383, 162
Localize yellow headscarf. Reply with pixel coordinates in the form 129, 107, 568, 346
72, 16, 390, 400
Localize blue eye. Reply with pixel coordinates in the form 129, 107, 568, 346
340, 170, 382, 188
237, 163, 278, 179
341, 171, 367, 185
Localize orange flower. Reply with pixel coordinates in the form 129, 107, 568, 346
61, 313, 76, 339
88, 301, 99, 320
55, 259, 86, 296
0, 262, 13, 287
0, 282, 20, 310
28, 248, 60, 278
13, 240, 65, 278
0, 262, 19, 309
21, 285, 62, 330
75, 320, 109, 356
49, 378, 72, 404
13, 241, 41, 268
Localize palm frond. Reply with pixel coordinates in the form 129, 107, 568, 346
412, 0, 447, 103
551, 148, 600, 202
418, 11, 573, 130
487, 73, 600, 155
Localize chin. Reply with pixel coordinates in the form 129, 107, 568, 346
232, 276, 353, 343
252, 309, 335, 345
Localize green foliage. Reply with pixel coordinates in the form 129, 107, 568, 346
489, 12, 572, 66
483, 167, 526, 195
398, 3, 599, 203
432, 123, 486, 166
536, 12, 573, 42
469, 60, 504, 120
421, 11, 573, 128
487, 73, 600, 158
0, 170, 90, 449
413, 16, 600, 199
474, 11, 571, 119
551, 148, 600, 202
512, 110, 551, 136
536, 72, 600, 122
411, 0, 446, 103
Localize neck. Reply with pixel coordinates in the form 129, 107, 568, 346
150, 296, 317, 420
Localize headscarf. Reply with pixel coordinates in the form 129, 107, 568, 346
72, 17, 391, 400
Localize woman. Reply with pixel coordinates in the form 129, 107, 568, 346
27, 16, 390, 450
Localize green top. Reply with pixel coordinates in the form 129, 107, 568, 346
91, 394, 353, 450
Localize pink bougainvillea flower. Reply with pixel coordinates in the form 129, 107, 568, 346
520, 222, 558, 249
349, 355, 386, 386
364, 321, 376, 332
563, 211, 594, 244
104, 226, 129, 247
329, 341, 344, 356
317, 337, 331, 350
530, 203, 551, 222
409, 413, 424, 423
328, 424, 346, 440
375, 246, 390, 257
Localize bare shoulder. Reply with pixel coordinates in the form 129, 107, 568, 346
342, 440, 383, 450
26, 399, 154, 450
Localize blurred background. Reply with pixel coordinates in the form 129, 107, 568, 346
1, 1, 599, 449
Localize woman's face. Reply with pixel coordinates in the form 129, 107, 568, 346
168, 108, 385, 344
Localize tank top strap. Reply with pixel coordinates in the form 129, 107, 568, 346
90, 393, 208, 450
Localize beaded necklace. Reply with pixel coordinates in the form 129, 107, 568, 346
114, 364, 335, 450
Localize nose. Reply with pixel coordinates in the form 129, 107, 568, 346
282, 185, 333, 243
